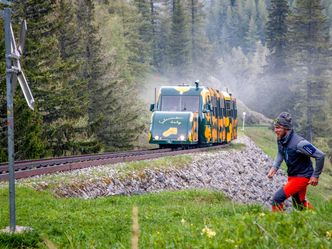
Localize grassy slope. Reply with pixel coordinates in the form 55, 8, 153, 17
244, 127, 332, 202
0, 127, 331, 248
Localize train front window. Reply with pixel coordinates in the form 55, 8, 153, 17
161, 96, 199, 112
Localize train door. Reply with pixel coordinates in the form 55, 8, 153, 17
203, 95, 212, 143
216, 95, 221, 143
219, 94, 225, 143
225, 99, 232, 143
232, 99, 238, 139
211, 95, 218, 143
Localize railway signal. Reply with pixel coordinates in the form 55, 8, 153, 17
1, 2, 35, 233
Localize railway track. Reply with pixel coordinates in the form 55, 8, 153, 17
0, 144, 229, 181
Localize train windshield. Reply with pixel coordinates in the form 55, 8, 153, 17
160, 95, 199, 112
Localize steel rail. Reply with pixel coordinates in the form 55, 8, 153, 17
0, 144, 229, 181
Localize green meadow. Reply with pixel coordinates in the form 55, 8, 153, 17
0, 127, 331, 249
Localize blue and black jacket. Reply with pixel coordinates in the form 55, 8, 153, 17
272, 130, 325, 178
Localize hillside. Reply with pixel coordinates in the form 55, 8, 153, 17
237, 99, 272, 125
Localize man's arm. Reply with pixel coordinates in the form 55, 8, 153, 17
268, 151, 284, 178
297, 140, 325, 177
272, 151, 284, 171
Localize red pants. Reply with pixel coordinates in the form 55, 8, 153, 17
284, 177, 309, 201
272, 177, 314, 211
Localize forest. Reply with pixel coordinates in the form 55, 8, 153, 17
0, 0, 331, 163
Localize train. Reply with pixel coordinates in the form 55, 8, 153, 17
149, 81, 238, 148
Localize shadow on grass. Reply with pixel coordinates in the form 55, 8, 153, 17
0, 230, 42, 249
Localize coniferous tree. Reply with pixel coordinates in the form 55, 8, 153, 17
206, 0, 240, 57
57, 0, 100, 155
12, 0, 65, 158
187, 0, 212, 80
75, 0, 105, 138
245, 16, 259, 54
133, 0, 153, 66
12, 0, 98, 157
288, 0, 331, 141
266, 0, 290, 72
154, 1, 171, 73
227, 2, 244, 49
169, 0, 190, 78
256, 0, 268, 42
92, 0, 147, 149
252, 0, 292, 118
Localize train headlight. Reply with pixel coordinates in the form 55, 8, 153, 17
154, 135, 159, 140
179, 135, 185, 141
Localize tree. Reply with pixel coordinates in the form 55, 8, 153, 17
168, 0, 190, 78
288, 0, 331, 141
256, 0, 268, 42
133, 0, 153, 66
187, 0, 212, 80
266, 0, 290, 73
245, 16, 259, 54
92, 0, 147, 150
11, 0, 98, 157
56, 0, 100, 155
11, 0, 64, 158
153, 1, 171, 73
252, 0, 292, 119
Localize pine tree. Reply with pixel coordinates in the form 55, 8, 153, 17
169, 0, 190, 78
92, 0, 147, 149
245, 16, 259, 54
57, 0, 100, 155
154, 1, 171, 73
187, 0, 212, 80
74, 0, 104, 124
12, 0, 96, 157
256, 0, 268, 43
253, 0, 292, 119
266, 0, 290, 73
133, 0, 153, 66
10, 0, 63, 158
288, 0, 331, 141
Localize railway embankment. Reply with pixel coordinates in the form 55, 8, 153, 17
19, 135, 290, 208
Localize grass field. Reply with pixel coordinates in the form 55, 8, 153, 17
0, 127, 331, 248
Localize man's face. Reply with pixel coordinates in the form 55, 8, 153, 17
274, 125, 289, 139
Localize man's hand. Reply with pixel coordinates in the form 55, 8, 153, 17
309, 177, 319, 186
267, 168, 277, 178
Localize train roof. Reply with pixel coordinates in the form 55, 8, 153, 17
159, 85, 206, 95
159, 85, 235, 100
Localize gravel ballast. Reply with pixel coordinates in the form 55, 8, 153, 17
18, 135, 291, 208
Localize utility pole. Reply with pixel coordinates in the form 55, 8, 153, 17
1, 1, 35, 233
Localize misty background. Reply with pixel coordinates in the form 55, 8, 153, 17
0, 0, 331, 162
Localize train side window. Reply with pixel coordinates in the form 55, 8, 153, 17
217, 99, 221, 118
225, 100, 232, 116
223, 100, 226, 116
234, 103, 237, 118
220, 98, 224, 117
212, 96, 217, 116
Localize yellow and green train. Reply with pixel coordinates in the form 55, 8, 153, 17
149, 82, 238, 148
